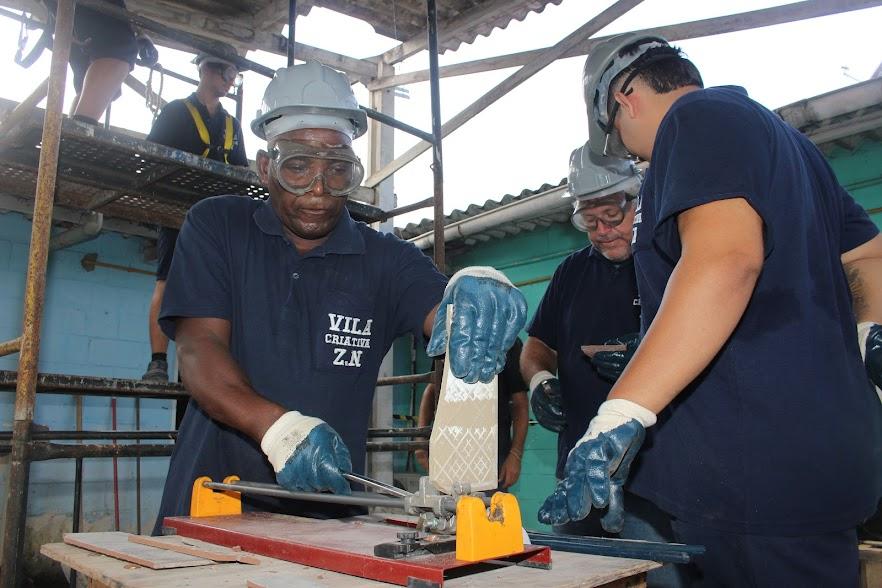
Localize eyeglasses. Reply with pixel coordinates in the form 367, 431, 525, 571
572, 196, 633, 232
268, 141, 364, 197
203, 62, 241, 86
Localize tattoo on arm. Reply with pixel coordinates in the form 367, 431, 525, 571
846, 263, 868, 320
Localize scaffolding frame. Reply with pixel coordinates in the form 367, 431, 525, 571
0, 0, 878, 585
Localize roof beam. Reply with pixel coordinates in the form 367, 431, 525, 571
369, 0, 882, 90
364, 0, 643, 188
122, 0, 377, 79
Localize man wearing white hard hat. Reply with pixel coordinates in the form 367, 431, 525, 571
152, 61, 526, 531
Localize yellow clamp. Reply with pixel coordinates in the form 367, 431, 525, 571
456, 492, 525, 562
190, 475, 242, 517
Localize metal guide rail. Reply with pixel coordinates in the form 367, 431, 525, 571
0, 100, 385, 228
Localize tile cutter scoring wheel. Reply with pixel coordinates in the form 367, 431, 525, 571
174, 471, 552, 586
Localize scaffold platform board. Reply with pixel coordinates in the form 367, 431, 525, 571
0, 99, 385, 229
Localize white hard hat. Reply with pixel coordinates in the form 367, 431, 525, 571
251, 61, 368, 141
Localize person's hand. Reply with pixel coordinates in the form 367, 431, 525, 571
498, 450, 522, 490
590, 333, 640, 382
538, 399, 655, 532
261, 411, 352, 494
415, 448, 429, 472
529, 371, 566, 432
859, 323, 882, 401
427, 267, 527, 384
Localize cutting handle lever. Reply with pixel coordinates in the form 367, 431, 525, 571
341, 471, 412, 498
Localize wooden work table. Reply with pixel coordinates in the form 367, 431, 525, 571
42, 539, 659, 587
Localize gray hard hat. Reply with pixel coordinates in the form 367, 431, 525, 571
567, 142, 641, 232
583, 33, 669, 159
251, 61, 368, 141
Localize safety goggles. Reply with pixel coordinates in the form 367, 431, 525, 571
572, 194, 635, 232
268, 140, 364, 197
203, 61, 242, 86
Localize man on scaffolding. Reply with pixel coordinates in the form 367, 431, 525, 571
152, 60, 527, 532
141, 42, 248, 396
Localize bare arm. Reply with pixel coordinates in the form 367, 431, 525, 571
509, 392, 529, 456
424, 303, 440, 337
414, 383, 437, 470
521, 336, 558, 384
842, 234, 882, 323
176, 317, 286, 442
610, 198, 764, 412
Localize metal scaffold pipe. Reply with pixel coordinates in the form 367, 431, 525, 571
0, 0, 75, 584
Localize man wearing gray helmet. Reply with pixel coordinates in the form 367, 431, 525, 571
522, 146, 691, 587
152, 61, 527, 533
541, 33, 882, 585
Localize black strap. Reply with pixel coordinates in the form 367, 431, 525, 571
15, 9, 53, 68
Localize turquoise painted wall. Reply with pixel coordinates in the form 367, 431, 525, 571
828, 139, 882, 228
0, 212, 174, 578
391, 135, 882, 532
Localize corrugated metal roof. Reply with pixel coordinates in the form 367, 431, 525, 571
777, 77, 882, 153
395, 178, 569, 243
316, 0, 565, 52
147, 0, 564, 53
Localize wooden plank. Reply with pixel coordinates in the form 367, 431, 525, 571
63, 532, 213, 570
127, 534, 261, 565
363, 0, 644, 188
581, 344, 627, 359
42, 542, 384, 587
43, 539, 657, 587
368, 0, 882, 90
861, 544, 882, 588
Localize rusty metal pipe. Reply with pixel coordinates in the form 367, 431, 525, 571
0, 337, 22, 357
367, 426, 431, 438
0, 442, 175, 461
375, 371, 433, 387
366, 440, 428, 452
0, 77, 49, 145
1, 1, 75, 583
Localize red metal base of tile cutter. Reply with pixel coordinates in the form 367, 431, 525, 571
163, 512, 551, 586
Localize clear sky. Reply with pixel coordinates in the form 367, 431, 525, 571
0, 1, 879, 228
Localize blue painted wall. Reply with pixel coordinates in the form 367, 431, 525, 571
0, 212, 174, 573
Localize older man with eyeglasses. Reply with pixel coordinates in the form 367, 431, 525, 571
521, 145, 691, 587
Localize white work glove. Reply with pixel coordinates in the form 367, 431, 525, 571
573, 399, 657, 449
260, 411, 353, 494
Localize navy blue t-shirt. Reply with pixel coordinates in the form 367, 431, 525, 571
154, 196, 446, 527
147, 94, 247, 166
528, 247, 641, 478
629, 86, 882, 535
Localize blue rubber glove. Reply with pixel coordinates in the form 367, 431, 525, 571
538, 399, 656, 532
427, 267, 528, 384
590, 332, 640, 382
260, 411, 352, 494
529, 370, 566, 432
859, 322, 882, 402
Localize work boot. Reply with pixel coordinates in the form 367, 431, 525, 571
141, 359, 168, 382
